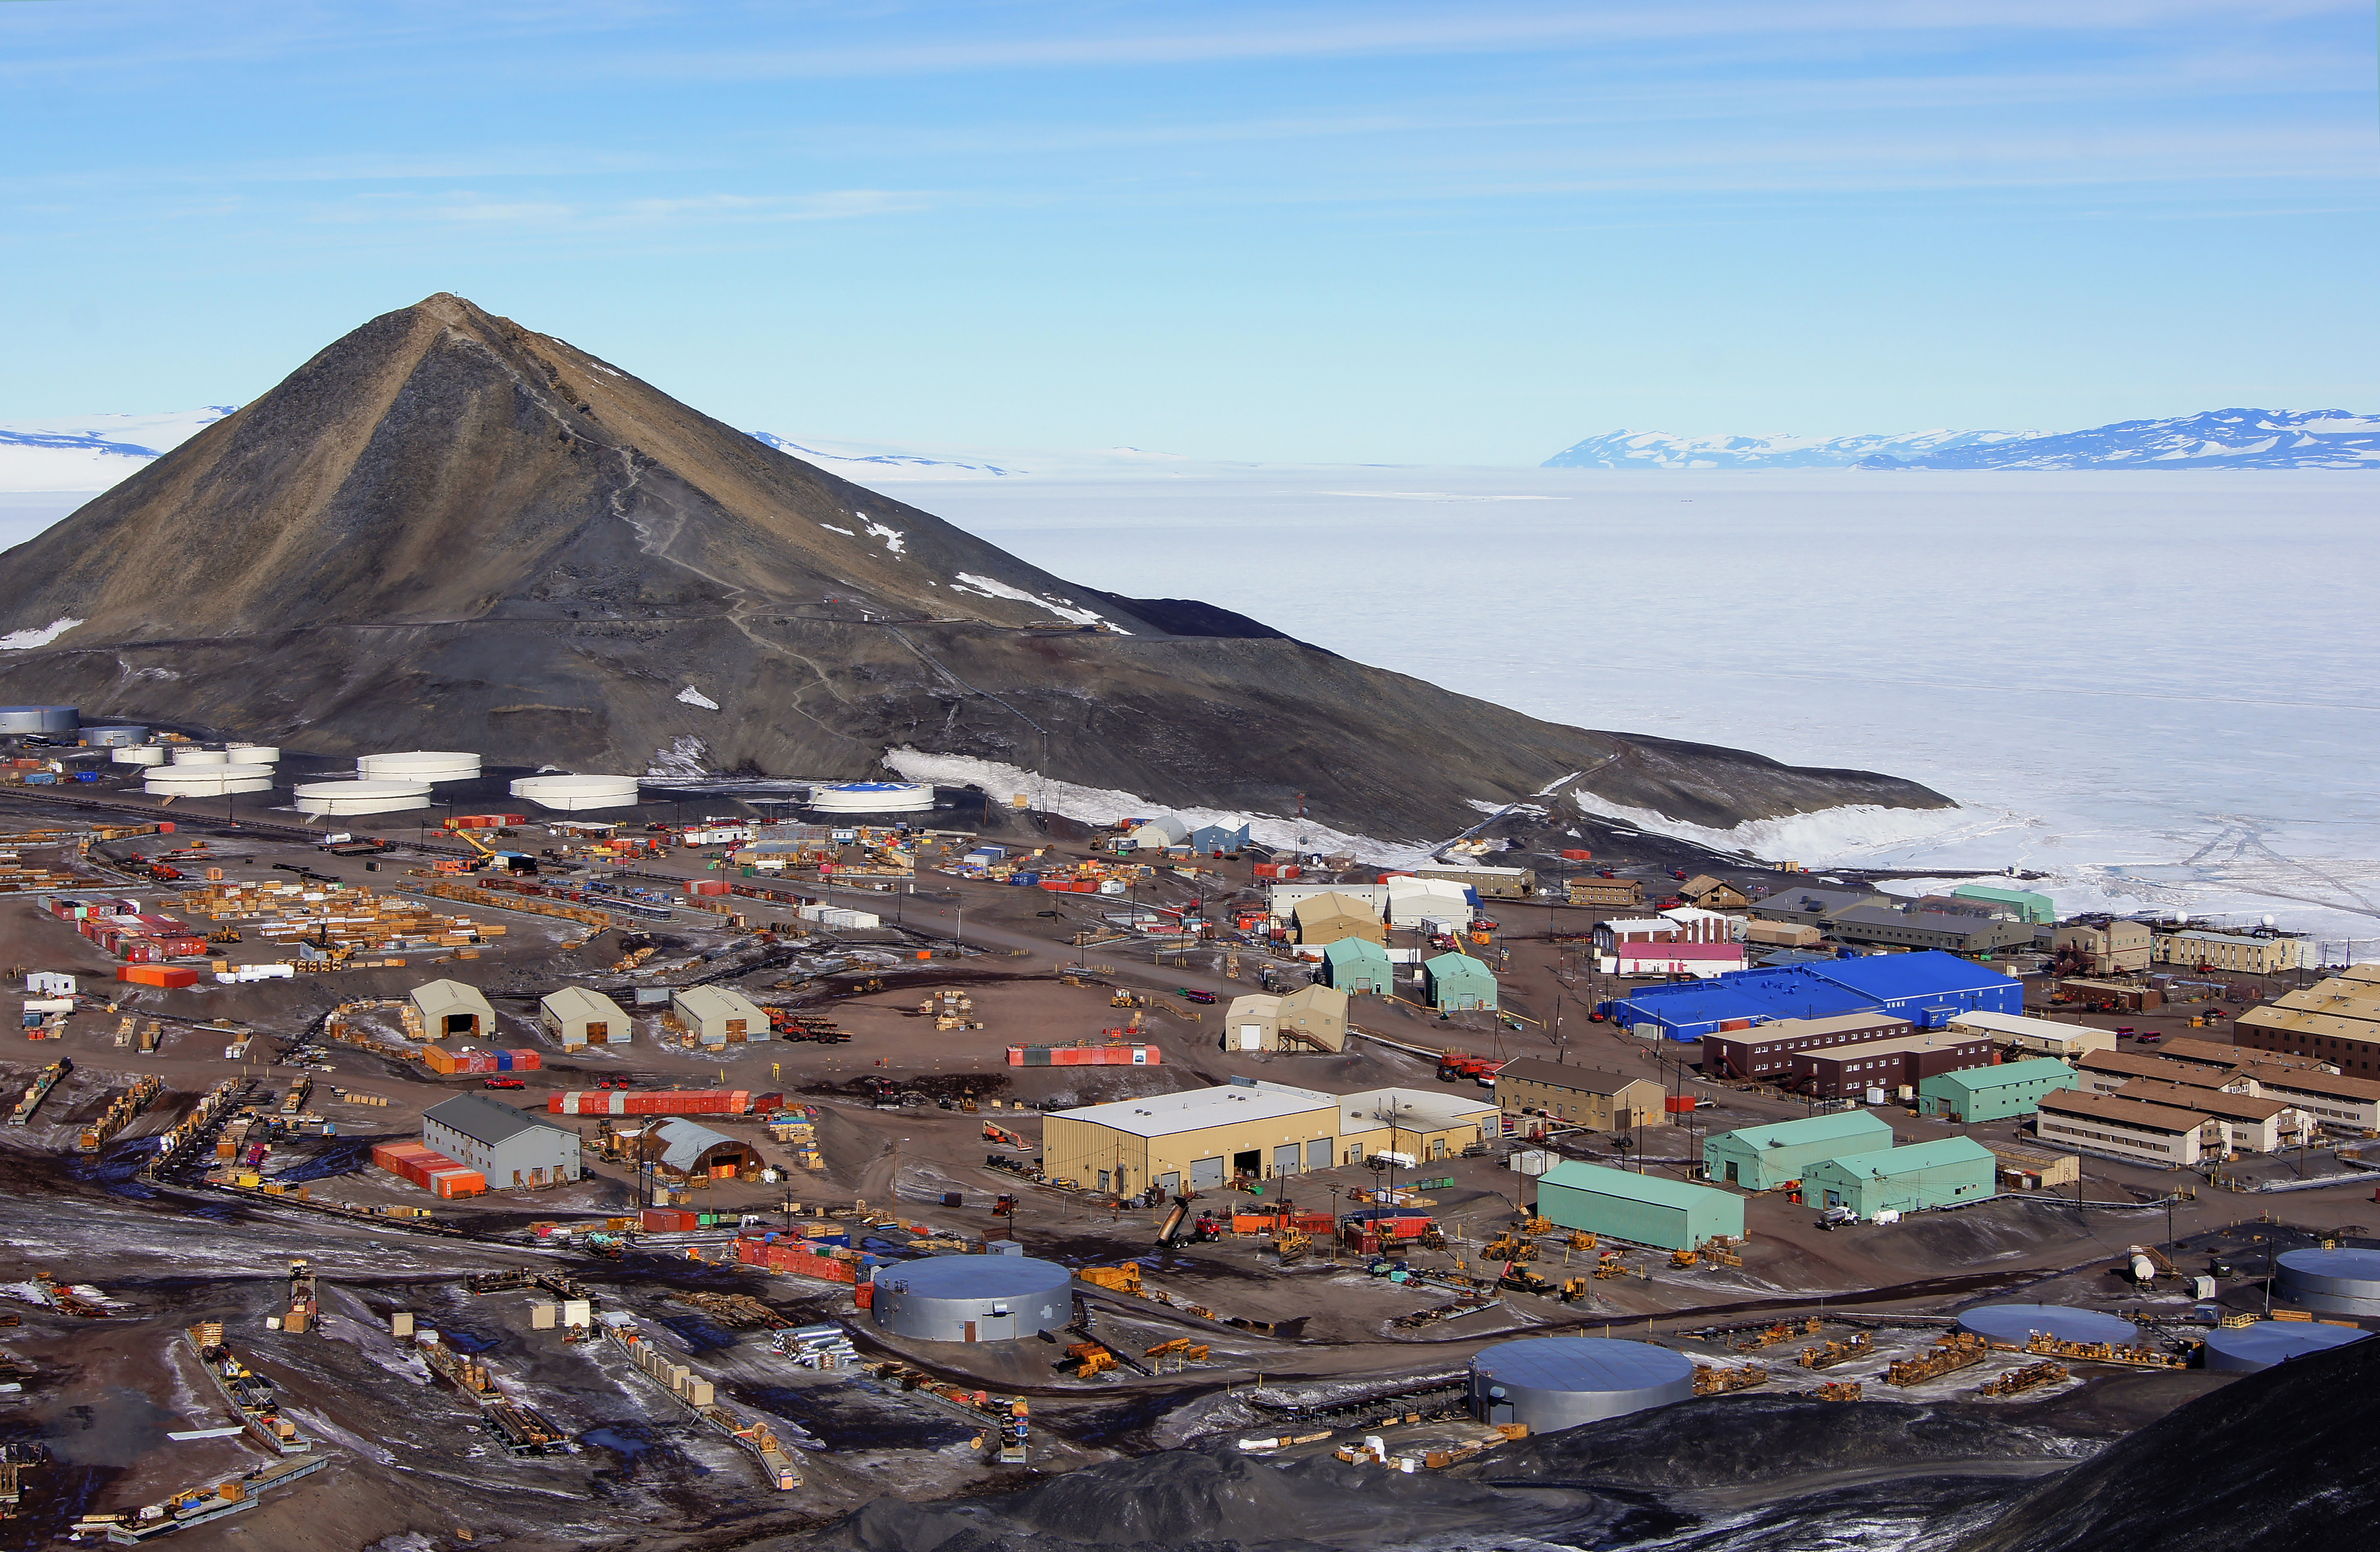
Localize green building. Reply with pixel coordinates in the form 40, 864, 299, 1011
1321, 937, 1394, 995
1803, 1136, 1997, 1219
1950, 884, 2057, 927
1422, 952, 1498, 1011
1535, 1159, 1744, 1251
1918, 1057, 2079, 1123
1702, 1110, 1894, 1192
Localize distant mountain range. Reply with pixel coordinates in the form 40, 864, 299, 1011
1545, 410, 2380, 470
0, 408, 236, 491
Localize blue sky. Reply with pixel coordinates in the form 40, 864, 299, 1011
2, 1, 2374, 463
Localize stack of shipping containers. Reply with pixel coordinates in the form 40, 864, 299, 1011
547, 1088, 776, 1116
371, 1139, 487, 1197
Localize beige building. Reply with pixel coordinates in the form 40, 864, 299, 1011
2037, 1088, 2222, 1167
1293, 892, 1388, 947
1988, 1142, 2081, 1190
1416, 863, 1535, 899
541, 986, 630, 1048
2238, 1064, 2380, 1134
672, 985, 768, 1044
1490, 1059, 1667, 1131
2054, 919, 2153, 975
1334, 1087, 1499, 1164
1944, 1009, 2115, 1058
1744, 919, 1822, 948
1221, 985, 1349, 1053
2112, 1079, 2304, 1153
2152, 929, 2311, 975
413, 979, 497, 1040
1043, 1080, 1342, 1196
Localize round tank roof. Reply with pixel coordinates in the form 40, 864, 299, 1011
295, 779, 432, 799
811, 780, 933, 813
873, 1255, 1072, 1299
510, 774, 641, 811
2277, 1246, 2380, 1290
2204, 1321, 2370, 1373
1471, 1336, 1696, 1396
1957, 1304, 2137, 1347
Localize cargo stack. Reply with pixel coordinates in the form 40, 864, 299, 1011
549, 1089, 763, 1116
371, 1140, 487, 1197
1006, 1043, 1161, 1067
765, 1108, 822, 1168
422, 1047, 543, 1075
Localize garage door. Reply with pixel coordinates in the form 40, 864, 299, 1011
1305, 1138, 1332, 1170
1239, 1023, 1264, 1050
1190, 1156, 1225, 1189
1272, 1143, 1301, 1176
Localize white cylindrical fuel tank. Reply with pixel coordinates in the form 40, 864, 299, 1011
358, 751, 481, 783
226, 744, 281, 764
170, 747, 229, 765
295, 778, 433, 816
111, 746, 167, 766
145, 763, 276, 797
509, 774, 641, 811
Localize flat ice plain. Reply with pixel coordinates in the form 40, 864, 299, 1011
8, 425, 2376, 952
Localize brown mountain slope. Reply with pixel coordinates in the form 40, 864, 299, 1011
0, 295, 1949, 840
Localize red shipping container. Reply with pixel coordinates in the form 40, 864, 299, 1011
1253, 863, 1277, 879
157, 821, 174, 833
642, 1208, 701, 1232
507, 1049, 542, 1071
1278, 865, 1301, 880
687, 880, 729, 897
1665, 1095, 1698, 1114
854, 1281, 873, 1309
118, 965, 199, 988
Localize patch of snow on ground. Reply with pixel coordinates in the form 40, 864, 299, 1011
646, 736, 712, 778
819, 523, 855, 535
675, 685, 719, 710
1571, 791, 1994, 867
881, 746, 1433, 864
949, 572, 1128, 633
0, 617, 80, 649
854, 512, 907, 555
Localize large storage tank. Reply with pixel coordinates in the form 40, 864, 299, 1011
111, 746, 167, 767
295, 778, 433, 816
227, 744, 281, 765
359, 751, 482, 784
510, 774, 640, 811
145, 763, 275, 798
0, 706, 78, 735
2203, 1320, 2370, 1373
1469, 1337, 1697, 1432
170, 747, 229, 766
809, 781, 934, 815
2276, 1246, 2380, 1317
85, 726, 147, 747
1957, 1304, 2137, 1347
868, 1255, 1072, 1342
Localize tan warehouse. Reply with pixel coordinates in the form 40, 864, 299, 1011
1221, 986, 1349, 1052
541, 986, 631, 1048
1042, 1078, 1499, 1195
1491, 1059, 1667, 1131
413, 979, 496, 1040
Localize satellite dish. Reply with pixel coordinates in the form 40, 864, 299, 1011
2262, 914, 2276, 928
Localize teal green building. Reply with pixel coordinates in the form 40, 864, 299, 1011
1321, 937, 1394, 995
1918, 1058, 2078, 1123
1423, 952, 1498, 1011
1535, 1159, 1744, 1251
1804, 1136, 1997, 1219
1950, 884, 2057, 926
1701, 1110, 1894, 1192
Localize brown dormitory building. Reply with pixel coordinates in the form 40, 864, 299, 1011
2231, 966, 2380, 1078
1789, 1032, 1994, 1101
1699, 1012, 1913, 1080
2081, 1038, 2380, 1135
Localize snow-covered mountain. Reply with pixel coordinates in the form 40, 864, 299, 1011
1546, 410, 2380, 471
0, 408, 236, 491
747, 431, 1220, 482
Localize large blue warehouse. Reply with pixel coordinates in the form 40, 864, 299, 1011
1602, 951, 2021, 1043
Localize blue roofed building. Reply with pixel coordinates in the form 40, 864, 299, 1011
1604, 951, 2021, 1043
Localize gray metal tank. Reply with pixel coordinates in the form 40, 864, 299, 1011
2203, 1320, 2370, 1373
0, 706, 78, 735
84, 725, 147, 747
1957, 1304, 2136, 1347
1469, 1336, 1696, 1432
2276, 1246, 2380, 1317
868, 1254, 1073, 1343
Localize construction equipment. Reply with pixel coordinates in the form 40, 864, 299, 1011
1274, 1226, 1312, 1266
983, 1121, 1029, 1150
1522, 1216, 1552, 1237
1482, 1233, 1533, 1262
283, 1260, 318, 1335
1979, 1360, 2068, 1398
1435, 1052, 1503, 1084
1692, 1363, 1769, 1395
1670, 1248, 1699, 1268
1592, 1250, 1632, 1279
1734, 1318, 1821, 1352
1886, 1332, 1992, 1387
1077, 1265, 1142, 1295
1816, 1381, 1863, 1402
1565, 1231, 1597, 1252
1796, 1332, 1873, 1369
8, 1059, 72, 1127
1497, 1261, 1556, 1296
1059, 1341, 1116, 1378
2021, 1332, 2188, 1370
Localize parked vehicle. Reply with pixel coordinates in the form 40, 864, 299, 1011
1176, 987, 1216, 1004
482, 1077, 526, 1089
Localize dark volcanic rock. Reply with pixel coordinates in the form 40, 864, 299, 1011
1955, 1332, 2380, 1552
0, 295, 1950, 840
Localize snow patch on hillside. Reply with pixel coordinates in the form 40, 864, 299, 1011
675, 686, 719, 710
949, 573, 1130, 632
0, 618, 81, 650
1570, 792, 1991, 869
880, 747, 1433, 865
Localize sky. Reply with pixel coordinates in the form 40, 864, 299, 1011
2, 1, 2375, 464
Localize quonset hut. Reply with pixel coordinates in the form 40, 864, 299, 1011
869, 1255, 1073, 1343
1469, 1337, 1696, 1431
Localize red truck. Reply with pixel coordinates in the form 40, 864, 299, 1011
1435, 1052, 1504, 1085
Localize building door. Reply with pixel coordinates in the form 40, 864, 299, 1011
1239, 1024, 1263, 1050
1190, 1157, 1225, 1189
1272, 1144, 1300, 1176
1157, 1172, 1181, 1195
1725, 1161, 1739, 1184
1305, 1139, 1332, 1170
964, 1321, 977, 1343
1233, 1149, 1262, 1179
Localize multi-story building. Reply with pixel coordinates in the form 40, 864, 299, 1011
2053, 918, 2153, 976
2151, 929, 2312, 976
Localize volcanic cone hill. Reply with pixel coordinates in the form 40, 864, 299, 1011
0, 294, 1947, 840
